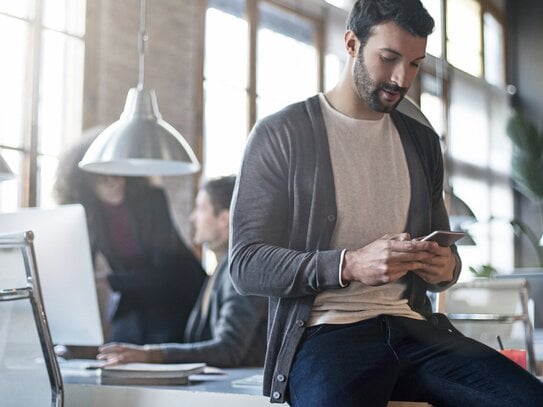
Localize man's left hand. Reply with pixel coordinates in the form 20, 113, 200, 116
412, 244, 456, 285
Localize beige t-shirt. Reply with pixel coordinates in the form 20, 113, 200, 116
308, 93, 423, 326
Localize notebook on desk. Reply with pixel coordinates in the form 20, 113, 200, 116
0, 204, 104, 347
100, 362, 206, 386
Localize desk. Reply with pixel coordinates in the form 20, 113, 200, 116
63, 367, 273, 406
2, 365, 435, 406
62, 368, 433, 407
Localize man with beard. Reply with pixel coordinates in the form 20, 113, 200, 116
229, 0, 543, 406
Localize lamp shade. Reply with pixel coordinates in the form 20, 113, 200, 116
447, 190, 477, 225
79, 87, 200, 176
0, 153, 15, 181
444, 189, 477, 245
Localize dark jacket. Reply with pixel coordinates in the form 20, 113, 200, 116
156, 256, 268, 367
94, 187, 206, 344
229, 95, 461, 403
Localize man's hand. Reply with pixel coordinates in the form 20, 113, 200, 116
97, 342, 162, 366
413, 243, 456, 285
341, 233, 440, 286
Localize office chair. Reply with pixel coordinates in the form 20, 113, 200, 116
0, 231, 63, 407
437, 278, 536, 374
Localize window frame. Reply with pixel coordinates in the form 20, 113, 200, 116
420, 0, 512, 273
0, 0, 85, 209
202, 0, 325, 179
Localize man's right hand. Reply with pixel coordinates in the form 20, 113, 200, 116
341, 234, 439, 286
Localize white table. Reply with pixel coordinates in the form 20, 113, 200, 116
63, 367, 274, 407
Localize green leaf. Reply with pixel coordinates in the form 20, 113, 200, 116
469, 264, 497, 278
506, 111, 543, 202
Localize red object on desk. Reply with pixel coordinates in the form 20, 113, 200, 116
499, 349, 527, 369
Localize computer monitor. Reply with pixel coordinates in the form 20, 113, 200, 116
0, 204, 104, 346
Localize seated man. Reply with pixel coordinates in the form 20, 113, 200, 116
97, 176, 267, 367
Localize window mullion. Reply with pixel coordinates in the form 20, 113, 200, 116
480, 5, 485, 81
247, 0, 258, 131
26, 0, 45, 207
316, 9, 325, 93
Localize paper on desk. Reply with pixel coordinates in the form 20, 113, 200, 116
58, 358, 105, 370
188, 365, 228, 381
231, 374, 263, 388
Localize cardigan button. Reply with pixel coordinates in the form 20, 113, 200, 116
295, 319, 305, 327
277, 374, 286, 382
272, 391, 281, 400
327, 214, 335, 222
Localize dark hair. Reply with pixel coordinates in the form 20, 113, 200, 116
53, 126, 152, 246
53, 126, 151, 208
202, 175, 236, 215
347, 0, 434, 48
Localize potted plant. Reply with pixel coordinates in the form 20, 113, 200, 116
506, 110, 543, 266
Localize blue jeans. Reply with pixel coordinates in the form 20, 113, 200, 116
288, 314, 543, 407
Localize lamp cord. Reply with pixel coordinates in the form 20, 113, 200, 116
137, 0, 148, 89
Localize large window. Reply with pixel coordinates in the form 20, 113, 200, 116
0, 0, 85, 211
204, 0, 512, 275
203, 0, 248, 180
447, 70, 512, 276
256, 1, 319, 120
420, 0, 511, 275
446, 0, 483, 78
203, 0, 322, 179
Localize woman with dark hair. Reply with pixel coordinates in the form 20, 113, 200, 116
54, 127, 206, 345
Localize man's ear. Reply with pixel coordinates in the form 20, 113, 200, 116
217, 209, 230, 229
344, 30, 359, 58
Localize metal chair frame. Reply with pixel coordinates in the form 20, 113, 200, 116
0, 231, 63, 407
441, 278, 536, 374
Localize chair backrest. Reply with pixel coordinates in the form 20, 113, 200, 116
0, 231, 63, 407
442, 278, 536, 373
446, 278, 528, 314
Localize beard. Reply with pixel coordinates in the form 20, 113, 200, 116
352, 49, 407, 113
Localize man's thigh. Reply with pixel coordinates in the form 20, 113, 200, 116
390, 314, 543, 407
288, 318, 400, 407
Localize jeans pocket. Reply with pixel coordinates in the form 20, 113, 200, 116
430, 312, 463, 335
302, 325, 326, 342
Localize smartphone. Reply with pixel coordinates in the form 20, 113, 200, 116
421, 230, 465, 246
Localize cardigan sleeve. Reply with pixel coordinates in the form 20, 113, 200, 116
229, 119, 344, 299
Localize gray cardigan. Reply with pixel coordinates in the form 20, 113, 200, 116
229, 95, 461, 403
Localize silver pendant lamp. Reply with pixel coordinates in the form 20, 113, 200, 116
79, 0, 200, 176
0, 153, 15, 181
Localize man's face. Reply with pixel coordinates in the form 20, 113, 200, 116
352, 21, 427, 113
190, 190, 227, 250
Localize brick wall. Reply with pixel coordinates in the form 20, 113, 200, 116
83, 0, 204, 242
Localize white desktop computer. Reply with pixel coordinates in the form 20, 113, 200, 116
0, 204, 104, 347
